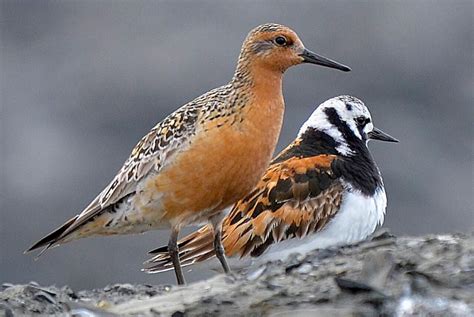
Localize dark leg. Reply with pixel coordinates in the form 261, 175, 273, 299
168, 228, 186, 285
210, 214, 231, 274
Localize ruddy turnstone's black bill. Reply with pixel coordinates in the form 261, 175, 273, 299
369, 127, 399, 142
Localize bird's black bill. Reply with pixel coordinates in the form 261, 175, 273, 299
368, 127, 399, 143
299, 49, 351, 72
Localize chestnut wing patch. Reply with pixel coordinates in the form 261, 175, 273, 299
222, 154, 344, 258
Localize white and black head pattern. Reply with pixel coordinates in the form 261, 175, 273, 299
299, 96, 375, 156
294, 95, 398, 196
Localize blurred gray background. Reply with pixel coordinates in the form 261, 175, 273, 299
1, 0, 473, 289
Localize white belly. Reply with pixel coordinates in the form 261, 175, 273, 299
255, 186, 387, 264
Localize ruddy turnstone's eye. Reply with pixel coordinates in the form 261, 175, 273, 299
274, 36, 287, 46
356, 117, 370, 126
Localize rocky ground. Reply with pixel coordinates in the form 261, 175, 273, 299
1, 231, 473, 316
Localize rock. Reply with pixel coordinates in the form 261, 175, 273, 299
1, 232, 473, 316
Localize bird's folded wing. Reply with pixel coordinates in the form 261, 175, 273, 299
59, 104, 201, 238
223, 154, 344, 257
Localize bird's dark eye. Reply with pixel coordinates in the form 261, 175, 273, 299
274, 36, 287, 46
356, 117, 370, 125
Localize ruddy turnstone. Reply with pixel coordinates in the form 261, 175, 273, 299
144, 96, 397, 273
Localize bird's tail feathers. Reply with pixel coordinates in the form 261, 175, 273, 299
24, 215, 78, 259
143, 224, 216, 273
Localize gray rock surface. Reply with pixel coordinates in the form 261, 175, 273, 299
2, 232, 473, 316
